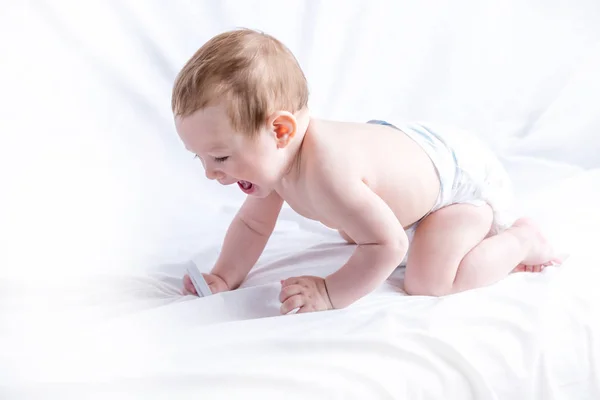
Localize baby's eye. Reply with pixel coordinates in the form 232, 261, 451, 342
214, 156, 229, 163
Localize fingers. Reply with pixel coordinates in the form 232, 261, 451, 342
281, 277, 304, 288
182, 274, 198, 296
202, 273, 219, 294
280, 294, 304, 314
280, 280, 306, 314
203, 273, 230, 293
279, 284, 304, 303
297, 305, 315, 314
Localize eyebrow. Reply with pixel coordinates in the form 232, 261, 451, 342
207, 145, 228, 152
185, 145, 228, 154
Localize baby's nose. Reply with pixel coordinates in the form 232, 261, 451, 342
205, 168, 224, 181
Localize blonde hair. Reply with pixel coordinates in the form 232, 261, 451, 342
171, 28, 309, 136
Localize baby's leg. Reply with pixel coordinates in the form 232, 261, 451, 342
404, 203, 559, 296
338, 229, 355, 244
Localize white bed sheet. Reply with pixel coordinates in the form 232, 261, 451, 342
3, 167, 600, 400
2, 1, 600, 398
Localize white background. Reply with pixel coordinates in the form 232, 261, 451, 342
1, 1, 600, 398
2, 0, 599, 280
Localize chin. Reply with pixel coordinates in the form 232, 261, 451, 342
250, 187, 272, 198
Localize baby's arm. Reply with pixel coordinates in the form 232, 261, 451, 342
279, 172, 407, 313
318, 177, 408, 308
210, 191, 284, 290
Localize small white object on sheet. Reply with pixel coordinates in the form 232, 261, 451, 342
186, 260, 213, 297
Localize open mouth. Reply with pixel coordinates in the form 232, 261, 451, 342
237, 180, 255, 194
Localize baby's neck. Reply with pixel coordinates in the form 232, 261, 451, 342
279, 110, 311, 183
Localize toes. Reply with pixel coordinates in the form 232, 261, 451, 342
552, 254, 568, 265
514, 261, 560, 275
513, 264, 526, 273
543, 260, 559, 268
525, 265, 533, 273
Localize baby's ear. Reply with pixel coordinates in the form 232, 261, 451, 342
269, 111, 297, 148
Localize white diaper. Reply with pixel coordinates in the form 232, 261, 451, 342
368, 119, 515, 265
402, 122, 514, 238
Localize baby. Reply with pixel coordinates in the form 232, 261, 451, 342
173, 29, 560, 314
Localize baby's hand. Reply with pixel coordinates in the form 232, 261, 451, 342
182, 273, 229, 296
279, 276, 333, 314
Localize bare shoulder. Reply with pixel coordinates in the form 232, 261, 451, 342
300, 120, 364, 191
300, 119, 408, 187
299, 120, 406, 244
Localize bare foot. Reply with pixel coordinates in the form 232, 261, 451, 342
509, 218, 563, 273
512, 262, 555, 273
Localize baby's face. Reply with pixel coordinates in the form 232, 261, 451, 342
175, 105, 284, 198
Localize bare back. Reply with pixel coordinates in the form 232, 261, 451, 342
275, 119, 440, 230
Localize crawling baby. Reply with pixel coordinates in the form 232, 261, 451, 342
173, 29, 560, 314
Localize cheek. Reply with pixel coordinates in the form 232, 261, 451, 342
238, 159, 269, 181
243, 160, 265, 176
227, 159, 258, 178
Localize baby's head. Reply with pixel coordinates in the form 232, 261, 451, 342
172, 28, 309, 197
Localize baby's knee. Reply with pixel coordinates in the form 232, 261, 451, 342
404, 272, 451, 297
